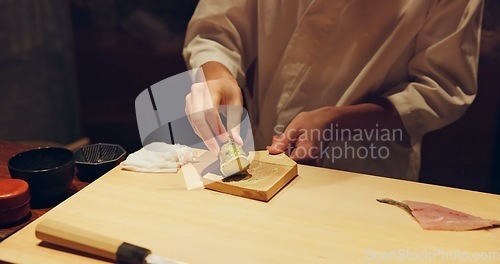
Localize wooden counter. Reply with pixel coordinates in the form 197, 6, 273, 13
0, 161, 499, 263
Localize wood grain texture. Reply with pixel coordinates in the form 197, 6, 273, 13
203, 151, 298, 201
0, 163, 499, 263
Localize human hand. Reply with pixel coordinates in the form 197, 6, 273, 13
185, 77, 244, 155
266, 107, 337, 166
266, 100, 411, 165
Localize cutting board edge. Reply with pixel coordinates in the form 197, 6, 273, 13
203, 163, 298, 202
204, 184, 268, 201
263, 164, 298, 201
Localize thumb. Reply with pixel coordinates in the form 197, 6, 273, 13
229, 125, 243, 146
266, 134, 292, 155
267, 122, 301, 154
224, 105, 243, 145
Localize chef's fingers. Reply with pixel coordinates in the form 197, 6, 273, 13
197, 83, 229, 144
185, 94, 202, 138
208, 109, 230, 144
266, 134, 288, 154
186, 110, 220, 155
223, 105, 243, 145
289, 135, 320, 166
230, 124, 243, 146
267, 122, 301, 154
196, 116, 221, 155
211, 115, 230, 145
266, 134, 295, 155
187, 84, 221, 155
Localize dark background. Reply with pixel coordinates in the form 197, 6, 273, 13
1, 0, 499, 194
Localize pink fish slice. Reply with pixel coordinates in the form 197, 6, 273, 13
377, 198, 500, 231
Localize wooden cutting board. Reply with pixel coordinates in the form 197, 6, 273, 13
202, 151, 298, 201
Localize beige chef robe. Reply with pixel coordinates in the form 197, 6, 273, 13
183, 0, 483, 181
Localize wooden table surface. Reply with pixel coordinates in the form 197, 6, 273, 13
0, 151, 499, 263
0, 141, 88, 241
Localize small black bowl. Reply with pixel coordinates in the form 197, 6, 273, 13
74, 143, 126, 182
8, 147, 75, 208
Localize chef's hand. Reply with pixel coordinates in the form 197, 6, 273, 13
266, 100, 410, 165
266, 107, 337, 166
185, 62, 244, 155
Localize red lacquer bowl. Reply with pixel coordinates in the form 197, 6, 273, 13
0, 179, 31, 226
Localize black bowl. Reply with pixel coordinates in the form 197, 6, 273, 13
8, 147, 75, 208
74, 143, 126, 182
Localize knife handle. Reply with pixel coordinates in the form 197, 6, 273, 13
35, 218, 151, 264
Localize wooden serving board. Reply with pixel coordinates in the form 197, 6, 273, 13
202, 151, 298, 201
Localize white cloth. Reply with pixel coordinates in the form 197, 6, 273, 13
121, 142, 196, 173
183, 0, 483, 181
